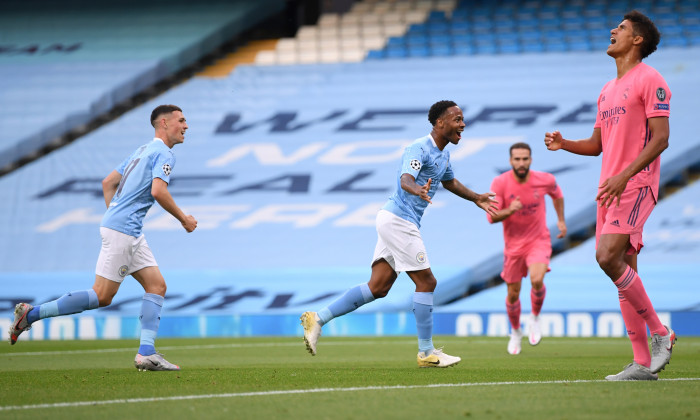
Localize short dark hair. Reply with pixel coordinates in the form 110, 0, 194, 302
150, 104, 182, 128
509, 142, 531, 156
428, 100, 458, 126
624, 10, 660, 59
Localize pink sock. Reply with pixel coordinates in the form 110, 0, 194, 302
619, 291, 651, 367
506, 298, 521, 331
614, 266, 666, 336
530, 284, 546, 316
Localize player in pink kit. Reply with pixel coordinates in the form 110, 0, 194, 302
488, 143, 566, 355
545, 10, 676, 380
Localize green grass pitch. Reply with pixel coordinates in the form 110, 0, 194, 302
1, 336, 699, 419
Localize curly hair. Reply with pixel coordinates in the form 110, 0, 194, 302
428, 100, 458, 126
150, 104, 182, 128
624, 10, 660, 59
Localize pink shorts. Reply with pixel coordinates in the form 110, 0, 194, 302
501, 241, 551, 284
595, 186, 656, 255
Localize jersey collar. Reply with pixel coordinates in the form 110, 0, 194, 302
153, 137, 166, 145
428, 134, 438, 149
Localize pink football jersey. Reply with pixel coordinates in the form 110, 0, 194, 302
594, 62, 671, 200
488, 170, 563, 255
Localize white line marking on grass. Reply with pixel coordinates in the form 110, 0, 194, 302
1, 378, 699, 412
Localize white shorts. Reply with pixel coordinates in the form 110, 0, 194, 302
372, 209, 430, 273
96, 227, 157, 283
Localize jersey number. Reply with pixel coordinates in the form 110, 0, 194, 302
115, 158, 141, 198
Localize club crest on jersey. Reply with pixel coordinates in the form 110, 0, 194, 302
118, 265, 128, 277
416, 252, 426, 264
656, 88, 666, 101
161, 163, 172, 176
410, 159, 421, 171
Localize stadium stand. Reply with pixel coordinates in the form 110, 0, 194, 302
255, 0, 700, 64
0, 0, 286, 172
1, 0, 699, 340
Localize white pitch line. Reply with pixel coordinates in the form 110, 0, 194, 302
1, 378, 699, 412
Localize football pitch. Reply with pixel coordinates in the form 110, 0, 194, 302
1, 336, 698, 419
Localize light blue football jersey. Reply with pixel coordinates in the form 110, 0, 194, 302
383, 135, 454, 228
101, 138, 175, 237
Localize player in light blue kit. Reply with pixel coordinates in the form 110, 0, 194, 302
301, 100, 498, 367
9, 105, 197, 371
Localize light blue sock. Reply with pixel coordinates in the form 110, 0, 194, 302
317, 283, 375, 325
413, 292, 434, 355
138, 293, 164, 356
31, 289, 99, 324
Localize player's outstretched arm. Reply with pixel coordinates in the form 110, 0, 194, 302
489, 196, 522, 223
151, 178, 198, 232
544, 128, 602, 156
441, 179, 499, 216
401, 173, 432, 203
102, 170, 122, 208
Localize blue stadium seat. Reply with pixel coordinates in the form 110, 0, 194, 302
430, 44, 454, 56
427, 22, 451, 35
544, 40, 568, 52
472, 21, 493, 34
475, 43, 497, 54
386, 37, 405, 48
407, 45, 430, 57
427, 10, 447, 23
366, 50, 385, 60
449, 21, 471, 36
568, 40, 592, 52
661, 37, 689, 48
406, 34, 428, 47
385, 45, 408, 58
428, 34, 452, 45
498, 42, 522, 54
521, 43, 545, 53
452, 43, 475, 55
408, 23, 428, 35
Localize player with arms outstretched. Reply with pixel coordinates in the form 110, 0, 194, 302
301, 100, 498, 367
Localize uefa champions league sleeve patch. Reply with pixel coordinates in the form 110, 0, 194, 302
161, 163, 172, 176
410, 159, 421, 171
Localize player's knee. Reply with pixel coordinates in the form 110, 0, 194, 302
372, 287, 390, 299
531, 278, 544, 290
149, 282, 167, 297
97, 295, 113, 307
595, 250, 615, 272
412, 272, 436, 291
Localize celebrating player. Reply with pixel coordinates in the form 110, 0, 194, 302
544, 11, 676, 380
9, 105, 197, 371
488, 142, 566, 355
301, 100, 498, 367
